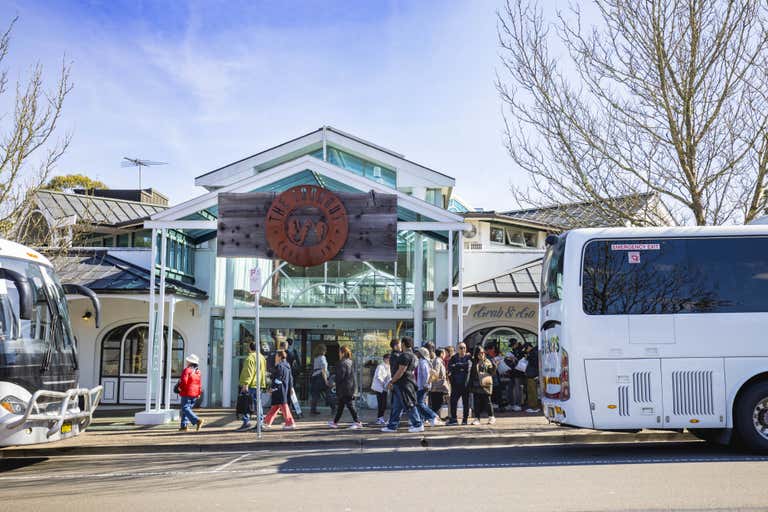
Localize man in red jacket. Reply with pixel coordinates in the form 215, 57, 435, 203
178, 354, 204, 432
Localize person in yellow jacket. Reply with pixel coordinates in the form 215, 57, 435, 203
236, 341, 267, 431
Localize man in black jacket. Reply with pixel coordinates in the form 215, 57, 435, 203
447, 342, 472, 425
382, 337, 424, 433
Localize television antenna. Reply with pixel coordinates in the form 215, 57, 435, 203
121, 157, 167, 189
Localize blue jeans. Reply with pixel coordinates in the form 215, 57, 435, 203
416, 389, 437, 422
180, 396, 199, 428
386, 386, 422, 430
241, 387, 264, 425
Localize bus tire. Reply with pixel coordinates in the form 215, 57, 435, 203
734, 380, 768, 453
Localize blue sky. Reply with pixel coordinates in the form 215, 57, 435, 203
2, 0, 539, 209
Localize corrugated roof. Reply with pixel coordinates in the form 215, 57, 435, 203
462, 258, 542, 298
46, 249, 207, 299
502, 193, 657, 229
36, 190, 167, 227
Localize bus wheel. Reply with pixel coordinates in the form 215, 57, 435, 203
735, 380, 768, 453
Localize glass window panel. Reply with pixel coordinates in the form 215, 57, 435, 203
133, 230, 152, 248
490, 226, 505, 244
116, 234, 131, 247
122, 325, 149, 375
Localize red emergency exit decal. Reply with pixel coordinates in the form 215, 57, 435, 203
610, 243, 660, 251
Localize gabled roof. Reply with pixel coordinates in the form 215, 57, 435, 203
47, 249, 207, 299
154, 155, 464, 225
461, 211, 560, 231
502, 193, 663, 229
194, 126, 455, 190
462, 258, 542, 298
35, 190, 167, 228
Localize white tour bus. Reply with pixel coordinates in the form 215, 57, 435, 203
540, 226, 768, 451
0, 238, 102, 446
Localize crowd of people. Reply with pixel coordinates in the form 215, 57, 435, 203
174, 336, 540, 432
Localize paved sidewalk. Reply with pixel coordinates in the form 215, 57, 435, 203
0, 407, 695, 457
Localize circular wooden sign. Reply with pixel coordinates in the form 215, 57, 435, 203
265, 185, 349, 267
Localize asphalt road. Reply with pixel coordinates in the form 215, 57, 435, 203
1, 441, 767, 511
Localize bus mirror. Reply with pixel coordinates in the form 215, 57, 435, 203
0, 268, 34, 320
62, 284, 101, 328
545, 234, 559, 246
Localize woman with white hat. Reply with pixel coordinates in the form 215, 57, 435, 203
177, 354, 204, 432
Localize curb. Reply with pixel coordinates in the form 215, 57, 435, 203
0, 431, 695, 458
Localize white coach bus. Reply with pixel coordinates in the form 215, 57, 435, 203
540, 226, 768, 452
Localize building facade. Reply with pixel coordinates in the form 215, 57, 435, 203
137, 126, 472, 409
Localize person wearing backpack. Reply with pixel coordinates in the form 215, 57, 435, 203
177, 354, 204, 432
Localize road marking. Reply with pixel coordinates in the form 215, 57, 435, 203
213, 453, 249, 472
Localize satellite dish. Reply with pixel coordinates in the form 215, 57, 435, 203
121, 157, 167, 189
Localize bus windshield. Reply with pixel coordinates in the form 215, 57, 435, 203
541, 235, 565, 306
0, 256, 63, 355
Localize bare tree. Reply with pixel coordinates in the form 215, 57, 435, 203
497, 0, 768, 225
0, 17, 72, 240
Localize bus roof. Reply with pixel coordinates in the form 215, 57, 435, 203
566, 224, 768, 243
0, 238, 52, 267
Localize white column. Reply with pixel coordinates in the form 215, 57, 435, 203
164, 296, 176, 411
413, 232, 424, 345
447, 230, 453, 346
222, 258, 235, 407
155, 229, 168, 410
144, 228, 158, 413
458, 230, 464, 344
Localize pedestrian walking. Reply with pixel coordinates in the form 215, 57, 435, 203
328, 346, 363, 429
524, 343, 540, 413
262, 350, 296, 430
447, 342, 472, 425
235, 342, 266, 431
442, 346, 454, 369
429, 348, 450, 415
382, 337, 423, 433
470, 345, 496, 425
416, 347, 443, 426
371, 353, 391, 425
309, 344, 329, 414
177, 354, 204, 432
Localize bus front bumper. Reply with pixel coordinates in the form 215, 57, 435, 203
0, 386, 103, 445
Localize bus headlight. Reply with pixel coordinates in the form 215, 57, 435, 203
0, 396, 27, 415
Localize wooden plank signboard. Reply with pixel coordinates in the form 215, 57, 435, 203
217, 185, 397, 266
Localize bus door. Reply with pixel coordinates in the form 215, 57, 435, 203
584, 359, 663, 429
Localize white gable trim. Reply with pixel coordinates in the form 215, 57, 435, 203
193, 126, 455, 190
154, 155, 463, 223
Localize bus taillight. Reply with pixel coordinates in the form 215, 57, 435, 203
560, 349, 570, 401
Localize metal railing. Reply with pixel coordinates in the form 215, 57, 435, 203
4, 385, 103, 438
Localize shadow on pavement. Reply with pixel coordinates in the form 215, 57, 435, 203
276, 441, 767, 474
0, 457, 48, 473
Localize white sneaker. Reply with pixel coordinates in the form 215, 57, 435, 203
327, 421, 339, 429
470, 419, 481, 426
511, 405, 523, 412
430, 418, 444, 427
349, 422, 364, 430
488, 417, 497, 425
375, 417, 386, 425
525, 408, 540, 413
408, 425, 425, 433
282, 424, 296, 430
381, 427, 397, 433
